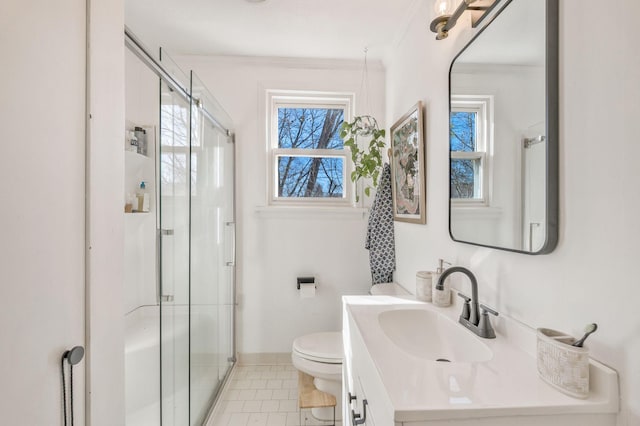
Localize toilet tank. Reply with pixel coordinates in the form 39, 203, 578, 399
369, 283, 410, 295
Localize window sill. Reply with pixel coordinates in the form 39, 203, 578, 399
255, 205, 367, 220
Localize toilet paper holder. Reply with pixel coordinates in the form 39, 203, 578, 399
297, 276, 315, 289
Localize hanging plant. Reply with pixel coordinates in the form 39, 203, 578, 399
341, 115, 386, 201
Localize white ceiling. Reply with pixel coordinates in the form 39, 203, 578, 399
125, 0, 420, 61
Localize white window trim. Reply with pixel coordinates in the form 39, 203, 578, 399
266, 90, 355, 207
450, 94, 494, 208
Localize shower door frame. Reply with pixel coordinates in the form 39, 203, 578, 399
124, 28, 237, 426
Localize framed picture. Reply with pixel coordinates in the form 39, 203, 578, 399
390, 101, 426, 224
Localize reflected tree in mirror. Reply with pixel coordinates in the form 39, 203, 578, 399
450, 111, 478, 199
448, 0, 558, 254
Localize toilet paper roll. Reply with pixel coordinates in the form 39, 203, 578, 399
299, 282, 316, 298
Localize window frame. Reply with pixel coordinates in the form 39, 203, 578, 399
450, 94, 494, 207
266, 90, 355, 206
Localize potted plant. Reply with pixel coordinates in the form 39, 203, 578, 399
341, 115, 386, 201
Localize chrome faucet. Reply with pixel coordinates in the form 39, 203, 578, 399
435, 266, 498, 339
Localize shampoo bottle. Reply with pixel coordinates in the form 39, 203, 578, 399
137, 181, 150, 213
432, 259, 452, 307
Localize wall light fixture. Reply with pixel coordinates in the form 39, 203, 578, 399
430, 0, 500, 40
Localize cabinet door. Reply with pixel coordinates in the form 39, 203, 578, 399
344, 366, 373, 426
346, 311, 395, 425
354, 376, 375, 426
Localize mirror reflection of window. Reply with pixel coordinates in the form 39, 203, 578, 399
447, 0, 558, 254
450, 95, 492, 206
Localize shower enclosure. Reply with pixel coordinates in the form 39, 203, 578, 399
124, 31, 235, 426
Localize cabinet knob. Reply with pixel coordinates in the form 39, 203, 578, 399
348, 392, 357, 403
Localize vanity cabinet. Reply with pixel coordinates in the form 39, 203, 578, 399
342, 296, 619, 426
343, 311, 394, 425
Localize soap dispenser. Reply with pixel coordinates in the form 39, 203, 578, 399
136, 181, 150, 213
432, 259, 452, 307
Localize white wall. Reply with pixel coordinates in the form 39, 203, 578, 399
0, 1, 87, 424
124, 48, 159, 314
1, 1, 126, 424
86, 0, 126, 424
385, 1, 640, 425
176, 56, 386, 353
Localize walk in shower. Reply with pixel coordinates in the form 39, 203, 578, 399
124, 30, 235, 426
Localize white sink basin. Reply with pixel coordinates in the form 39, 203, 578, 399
378, 308, 492, 363
344, 296, 619, 424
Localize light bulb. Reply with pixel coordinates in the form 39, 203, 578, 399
434, 0, 453, 16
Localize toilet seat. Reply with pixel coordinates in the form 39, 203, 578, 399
292, 332, 342, 364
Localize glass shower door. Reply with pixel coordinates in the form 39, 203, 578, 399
159, 77, 191, 426
189, 73, 235, 425
218, 123, 235, 395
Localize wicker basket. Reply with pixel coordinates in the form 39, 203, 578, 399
536, 328, 589, 399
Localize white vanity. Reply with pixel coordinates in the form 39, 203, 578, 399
342, 295, 619, 426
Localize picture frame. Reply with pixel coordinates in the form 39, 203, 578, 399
390, 101, 426, 224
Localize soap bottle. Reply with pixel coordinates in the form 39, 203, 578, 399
432, 259, 452, 307
125, 193, 135, 213
137, 181, 150, 213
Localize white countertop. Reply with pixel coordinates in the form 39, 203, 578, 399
343, 295, 619, 423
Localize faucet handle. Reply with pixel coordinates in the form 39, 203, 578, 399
458, 292, 471, 321
457, 292, 471, 302
480, 303, 499, 316
478, 304, 498, 339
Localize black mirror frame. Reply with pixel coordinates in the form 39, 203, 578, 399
447, 0, 559, 255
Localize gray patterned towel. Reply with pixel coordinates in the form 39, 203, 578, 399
365, 163, 396, 284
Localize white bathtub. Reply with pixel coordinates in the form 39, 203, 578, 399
125, 304, 231, 425
125, 306, 162, 426
125, 305, 191, 426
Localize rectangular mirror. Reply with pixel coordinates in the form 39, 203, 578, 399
448, 0, 558, 254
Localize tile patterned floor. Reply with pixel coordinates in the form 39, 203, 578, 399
207, 364, 337, 426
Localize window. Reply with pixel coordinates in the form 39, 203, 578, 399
450, 95, 493, 206
267, 91, 354, 205
160, 96, 201, 197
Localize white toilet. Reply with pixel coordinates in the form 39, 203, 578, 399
292, 331, 343, 422
368, 282, 410, 296
291, 283, 409, 422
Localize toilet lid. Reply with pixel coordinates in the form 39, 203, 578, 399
292, 332, 343, 363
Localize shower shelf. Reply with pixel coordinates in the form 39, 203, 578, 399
124, 140, 154, 215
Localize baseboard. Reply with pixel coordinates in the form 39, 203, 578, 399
237, 352, 292, 365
